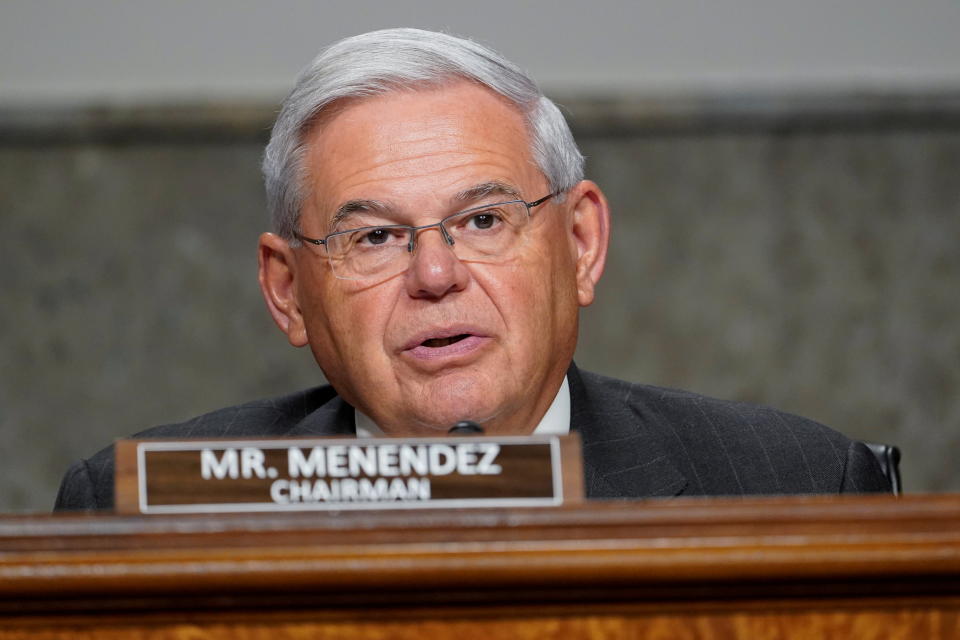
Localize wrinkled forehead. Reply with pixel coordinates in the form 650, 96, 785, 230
299, 82, 543, 226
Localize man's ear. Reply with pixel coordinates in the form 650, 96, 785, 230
258, 232, 309, 347
566, 180, 611, 307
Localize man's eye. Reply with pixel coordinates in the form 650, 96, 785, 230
361, 228, 391, 245
350, 227, 407, 248
467, 212, 500, 230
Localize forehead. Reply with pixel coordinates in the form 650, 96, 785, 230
301, 82, 541, 221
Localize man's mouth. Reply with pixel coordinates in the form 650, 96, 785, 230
421, 334, 470, 348
401, 328, 490, 363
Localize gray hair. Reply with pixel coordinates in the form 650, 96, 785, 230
262, 28, 584, 239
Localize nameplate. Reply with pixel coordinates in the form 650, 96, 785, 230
114, 435, 583, 514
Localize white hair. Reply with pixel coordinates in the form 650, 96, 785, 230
262, 28, 584, 239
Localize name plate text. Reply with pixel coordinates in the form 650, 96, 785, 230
114, 435, 583, 514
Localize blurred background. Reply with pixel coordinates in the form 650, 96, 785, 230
2, 1, 958, 511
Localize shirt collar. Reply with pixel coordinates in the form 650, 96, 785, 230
355, 376, 571, 438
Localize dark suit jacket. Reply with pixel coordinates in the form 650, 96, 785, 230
54, 365, 890, 510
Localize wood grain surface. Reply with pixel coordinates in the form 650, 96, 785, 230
1, 495, 958, 638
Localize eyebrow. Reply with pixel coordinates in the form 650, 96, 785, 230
331, 199, 389, 226
453, 181, 523, 204
328, 181, 523, 227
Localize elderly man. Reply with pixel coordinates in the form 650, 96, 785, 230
55, 29, 890, 510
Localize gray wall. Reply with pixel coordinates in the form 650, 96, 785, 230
2, 95, 958, 512
4, 1, 960, 102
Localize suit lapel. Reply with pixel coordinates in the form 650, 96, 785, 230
569, 364, 687, 499
286, 393, 357, 437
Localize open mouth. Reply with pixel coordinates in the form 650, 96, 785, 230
402, 330, 488, 363
421, 334, 471, 348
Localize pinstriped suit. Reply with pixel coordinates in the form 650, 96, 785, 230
54, 364, 890, 511
568, 366, 889, 498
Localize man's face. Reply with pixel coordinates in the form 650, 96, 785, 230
260, 81, 607, 435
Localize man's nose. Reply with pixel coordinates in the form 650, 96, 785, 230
404, 226, 470, 299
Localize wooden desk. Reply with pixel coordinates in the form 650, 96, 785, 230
1, 495, 958, 638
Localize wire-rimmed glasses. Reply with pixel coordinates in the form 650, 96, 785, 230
294, 193, 555, 281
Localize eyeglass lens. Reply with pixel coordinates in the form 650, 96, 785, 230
326, 201, 530, 280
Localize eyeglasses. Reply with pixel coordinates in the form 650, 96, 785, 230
294, 193, 556, 281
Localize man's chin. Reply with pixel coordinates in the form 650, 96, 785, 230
361, 367, 528, 436
381, 406, 502, 437
377, 392, 511, 437
394, 369, 513, 434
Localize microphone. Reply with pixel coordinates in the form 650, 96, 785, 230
448, 420, 485, 435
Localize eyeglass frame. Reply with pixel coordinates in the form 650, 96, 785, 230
292, 192, 557, 279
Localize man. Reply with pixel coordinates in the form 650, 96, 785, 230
55, 28, 890, 510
